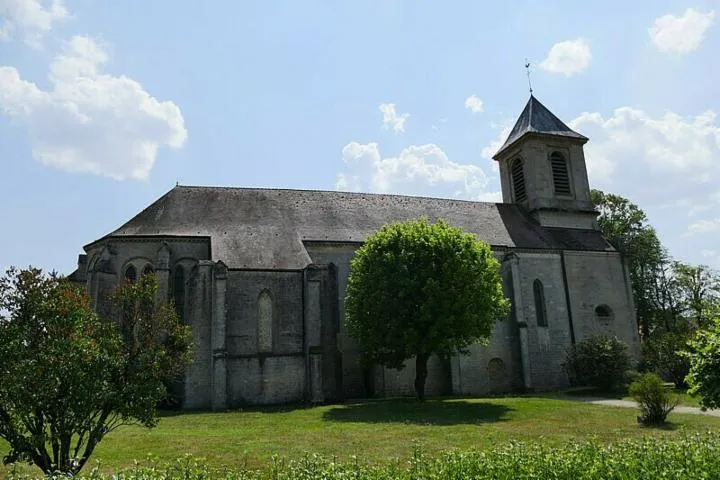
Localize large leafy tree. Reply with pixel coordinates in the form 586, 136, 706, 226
685, 311, 720, 410
672, 262, 720, 330
0, 267, 192, 476
345, 219, 510, 401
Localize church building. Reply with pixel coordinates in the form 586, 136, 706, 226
70, 95, 640, 410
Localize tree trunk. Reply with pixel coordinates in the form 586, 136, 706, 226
414, 353, 430, 401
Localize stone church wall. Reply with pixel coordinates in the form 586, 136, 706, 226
563, 251, 640, 361
513, 251, 573, 391
225, 269, 305, 405
304, 244, 369, 398
184, 262, 214, 409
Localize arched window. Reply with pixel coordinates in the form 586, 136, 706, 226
141, 264, 155, 278
595, 304, 613, 318
533, 279, 548, 327
124, 265, 137, 283
511, 158, 527, 202
258, 290, 273, 353
172, 265, 185, 323
550, 151, 571, 196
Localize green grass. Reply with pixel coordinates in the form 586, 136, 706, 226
1, 396, 719, 476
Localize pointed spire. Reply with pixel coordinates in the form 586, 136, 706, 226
494, 95, 587, 158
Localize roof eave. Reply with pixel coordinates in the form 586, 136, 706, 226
492, 131, 589, 160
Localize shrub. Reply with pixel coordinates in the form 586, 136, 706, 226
641, 331, 691, 388
629, 372, 679, 425
564, 335, 630, 391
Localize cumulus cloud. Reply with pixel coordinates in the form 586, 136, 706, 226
569, 108, 720, 182
686, 218, 720, 235
379, 103, 409, 133
481, 122, 514, 161
0, 35, 187, 180
539, 38, 591, 76
464, 95, 484, 114
0, 0, 68, 47
336, 141, 499, 201
649, 8, 715, 53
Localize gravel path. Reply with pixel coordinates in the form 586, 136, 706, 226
563, 396, 720, 417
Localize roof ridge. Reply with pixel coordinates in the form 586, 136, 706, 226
173, 184, 501, 206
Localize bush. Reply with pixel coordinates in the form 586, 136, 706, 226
6, 434, 720, 479
629, 372, 679, 425
564, 335, 630, 391
641, 331, 691, 388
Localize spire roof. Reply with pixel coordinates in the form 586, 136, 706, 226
494, 95, 587, 158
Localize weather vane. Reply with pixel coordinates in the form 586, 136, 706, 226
525, 59, 533, 95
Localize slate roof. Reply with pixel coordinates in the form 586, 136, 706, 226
89, 186, 613, 269
494, 95, 588, 158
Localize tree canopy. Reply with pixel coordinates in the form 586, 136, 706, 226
345, 218, 510, 400
0, 267, 192, 475
685, 312, 720, 410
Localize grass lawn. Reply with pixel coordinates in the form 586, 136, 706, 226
1, 396, 719, 476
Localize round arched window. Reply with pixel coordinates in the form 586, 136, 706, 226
595, 304, 613, 318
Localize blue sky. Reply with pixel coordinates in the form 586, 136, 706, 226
1, 0, 719, 274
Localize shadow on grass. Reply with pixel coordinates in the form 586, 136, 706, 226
637, 420, 678, 431
558, 386, 627, 399
322, 398, 513, 425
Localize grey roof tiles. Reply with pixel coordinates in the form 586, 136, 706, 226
494, 95, 587, 157
92, 186, 612, 269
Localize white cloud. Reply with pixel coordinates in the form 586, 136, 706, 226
464, 95, 484, 114
481, 123, 513, 161
336, 141, 499, 201
686, 218, 720, 235
688, 191, 720, 216
649, 8, 715, 54
379, 103, 409, 133
539, 38, 591, 76
0, 35, 187, 181
0, 0, 68, 47
569, 108, 720, 182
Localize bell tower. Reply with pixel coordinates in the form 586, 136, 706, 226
493, 95, 599, 230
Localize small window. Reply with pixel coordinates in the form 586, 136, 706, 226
258, 290, 273, 353
511, 158, 527, 202
595, 304, 613, 318
141, 264, 155, 278
550, 152, 571, 196
533, 279, 548, 327
124, 265, 137, 283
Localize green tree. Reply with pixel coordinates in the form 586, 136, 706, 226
0, 267, 192, 476
672, 262, 720, 330
345, 219, 510, 400
685, 313, 720, 410
641, 331, 691, 388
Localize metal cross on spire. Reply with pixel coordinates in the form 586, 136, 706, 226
525, 59, 533, 95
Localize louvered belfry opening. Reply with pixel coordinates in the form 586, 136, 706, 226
511, 158, 527, 202
550, 151, 571, 196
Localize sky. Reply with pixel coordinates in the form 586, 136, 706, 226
1, 0, 719, 275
